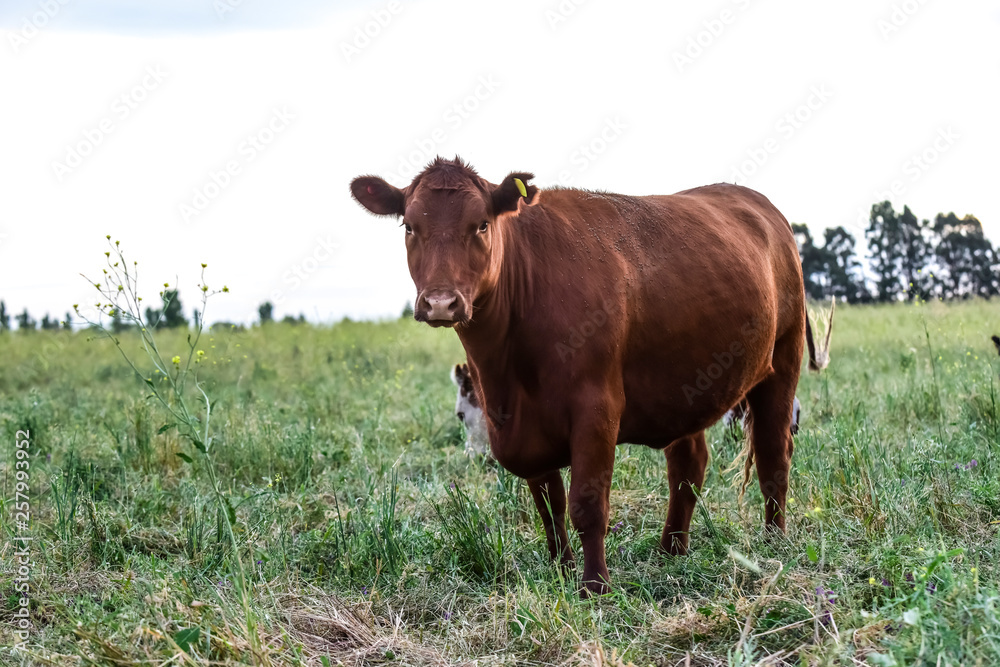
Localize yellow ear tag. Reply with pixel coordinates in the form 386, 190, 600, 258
514, 178, 527, 198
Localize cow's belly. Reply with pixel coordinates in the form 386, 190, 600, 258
617, 374, 763, 446
616, 307, 777, 445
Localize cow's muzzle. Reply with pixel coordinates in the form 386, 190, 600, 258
415, 289, 469, 327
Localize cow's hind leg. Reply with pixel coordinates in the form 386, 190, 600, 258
660, 431, 709, 555
527, 470, 574, 567
745, 331, 802, 531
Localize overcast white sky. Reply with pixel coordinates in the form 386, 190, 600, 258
2, 0, 998, 326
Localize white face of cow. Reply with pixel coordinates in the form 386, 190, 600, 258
791, 396, 801, 434
723, 396, 801, 435
451, 364, 490, 457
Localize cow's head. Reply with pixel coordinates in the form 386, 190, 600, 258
350, 157, 538, 327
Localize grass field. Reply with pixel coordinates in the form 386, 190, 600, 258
2, 300, 999, 666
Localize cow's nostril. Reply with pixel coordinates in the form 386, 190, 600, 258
457, 412, 465, 422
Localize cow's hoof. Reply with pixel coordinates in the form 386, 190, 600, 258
580, 577, 612, 598
763, 522, 787, 536
659, 535, 690, 556
761, 523, 789, 545
558, 553, 577, 573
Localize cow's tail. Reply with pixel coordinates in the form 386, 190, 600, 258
806, 296, 835, 372
737, 409, 756, 500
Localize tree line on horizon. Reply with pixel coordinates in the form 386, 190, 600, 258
0, 301, 73, 332
2, 201, 996, 332
0, 291, 315, 333
796, 200, 999, 303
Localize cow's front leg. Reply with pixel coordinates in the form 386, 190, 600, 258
567, 415, 617, 596
527, 470, 573, 567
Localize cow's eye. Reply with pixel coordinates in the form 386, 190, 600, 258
457, 411, 465, 422
478, 221, 489, 233
403, 223, 413, 235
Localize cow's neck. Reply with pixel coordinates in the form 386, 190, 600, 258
458, 265, 520, 366
461, 213, 532, 347
455, 217, 534, 421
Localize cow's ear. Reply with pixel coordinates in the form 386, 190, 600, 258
492, 172, 538, 215
351, 176, 406, 217
451, 363, 466, 386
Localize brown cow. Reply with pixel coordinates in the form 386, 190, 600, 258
352, 157, 823, 595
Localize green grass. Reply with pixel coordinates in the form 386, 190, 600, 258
1, 300, 999, 665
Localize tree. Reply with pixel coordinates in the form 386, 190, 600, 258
16, 308, 35, 330
112, 308, 128, 333
820, 226, 869, 303
932, 213, 999, 299
162, 290, 187, 328
40, 313, 61, 330
866, 202, 914, 301
866, 201, 896, 302
145, 290, 187, 328
63, 312, 72, 330
258, 301, 274, 325
898, 206, 932, 300
793, 223, 869, 302
0, 301, 9, 331
865, 202, 934, 302
792, 223, 828, 300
